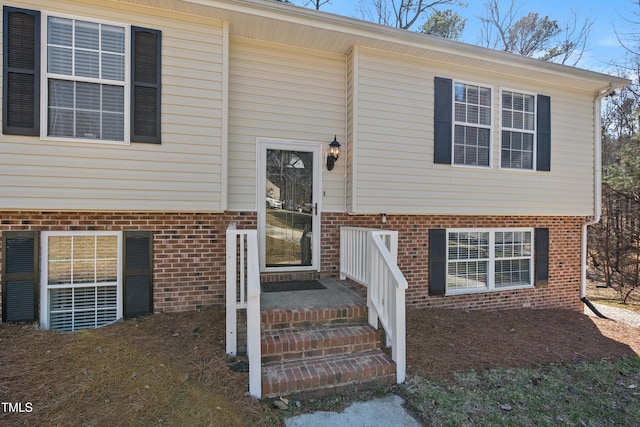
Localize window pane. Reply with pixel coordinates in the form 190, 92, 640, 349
75, 50, 100, 78
479, 106, 491, 126
48, 108, 74, 137
502, 91, 512, 110
467, 105, 479, 124
102, 53, 125, 81
49, 79, 74, 108
502, 110, 512, 128
102, 25, 125, 53
479, 87, 491, 106
48, 17, 72, 46
75, 20, 99, 50
513, 111, 524, 129
102, 85, 124, 112
524, 112, 535, 131
524, 94, 535, 112
76, 82, 101, 111
76, 110, 101, 139
455, 104, 466, 122
467, 85, 478, 104
455, 83, 466, 102
102, 113, 124, 141
48, 47, 73, 75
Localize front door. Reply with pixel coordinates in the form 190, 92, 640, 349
258, 139, 321, 272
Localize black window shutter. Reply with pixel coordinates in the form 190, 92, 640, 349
2, 7, 40, 136
2, 231, 39, 323
123, 231, 153, 318
429, 229, 447, 295
536, 95, 551, 171
534, 228, 549, 287
131, 27, 161, 144
434, 77, 453, 164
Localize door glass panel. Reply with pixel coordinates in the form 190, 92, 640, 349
265, 149, 314, 267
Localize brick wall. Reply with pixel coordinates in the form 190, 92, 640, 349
320, 214, 585, 312
1, 211, 585, 320
0, 211, 256, 318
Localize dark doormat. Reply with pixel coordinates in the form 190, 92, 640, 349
261, 280, 326, 293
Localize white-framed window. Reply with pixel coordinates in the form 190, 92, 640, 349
42, 12, 130, 143
501, 89, 536, 170
40, 231, 123, 331
447, 229, 533, 294
453, 81, 492, 167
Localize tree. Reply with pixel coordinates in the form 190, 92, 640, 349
589, 58, 640, 305
303, 0, 330, 10
420, 9, 466, 40
479, 0, 592, 66
357, 0, 465, 30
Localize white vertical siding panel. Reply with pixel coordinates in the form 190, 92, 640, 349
353, 48, 595, 216
228, 38, 346, 211
0, 0, 225, 211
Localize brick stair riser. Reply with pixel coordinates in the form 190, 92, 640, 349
261, 326, 381, 363
261, 305, 368, 331
261, 351, 397, 398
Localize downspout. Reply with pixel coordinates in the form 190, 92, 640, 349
581, 84, 616, 318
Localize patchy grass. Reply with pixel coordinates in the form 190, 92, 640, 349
401, 357, 640, 426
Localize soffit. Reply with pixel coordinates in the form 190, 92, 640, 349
114, 0, 630, 93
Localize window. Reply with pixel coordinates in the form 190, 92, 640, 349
446, 229, 533, 294
453, 82, 492, 167
46, 16, 127, 141
501, 90, 535, 170
41, 232, 122, 331
433, 77, 551, 171
3, 6, 161, 143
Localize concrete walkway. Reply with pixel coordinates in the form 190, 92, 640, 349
285, 395, 420, 427
585, 302, 640, 328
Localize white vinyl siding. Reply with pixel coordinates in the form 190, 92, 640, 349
41, 231, 122, 331
447, 229, 533, 295
228, 38, 346, 212
0, 0, 225, 212
351, 47, 595, 216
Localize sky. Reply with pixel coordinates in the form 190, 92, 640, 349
286, 0, 638, 75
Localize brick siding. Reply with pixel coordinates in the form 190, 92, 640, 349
321, 214, 585, 311
1, 211, 584, 320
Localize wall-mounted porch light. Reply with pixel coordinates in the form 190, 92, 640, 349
326, 135, 341, 171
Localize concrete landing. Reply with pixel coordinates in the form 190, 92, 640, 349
261, 278, 365, 310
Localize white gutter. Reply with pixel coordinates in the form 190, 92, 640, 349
581, 83, 618, 299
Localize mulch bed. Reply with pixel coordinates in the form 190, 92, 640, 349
407, 307, 640, 380
1, 304, 638, 425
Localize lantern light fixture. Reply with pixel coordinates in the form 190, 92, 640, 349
326, 135, 341, 171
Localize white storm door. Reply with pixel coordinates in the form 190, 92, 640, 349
257, 139, 322, 272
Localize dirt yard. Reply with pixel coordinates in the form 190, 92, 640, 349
1, 282, 639, 426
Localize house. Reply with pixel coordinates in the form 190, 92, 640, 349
0, 0, 629, 330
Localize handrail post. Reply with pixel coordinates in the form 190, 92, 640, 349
246, 232, 261, 398
226, 224, 237, 356
366, 231, 379, 329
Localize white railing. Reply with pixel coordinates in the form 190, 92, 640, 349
340, 227, 407, 384
226, 224, 261, 398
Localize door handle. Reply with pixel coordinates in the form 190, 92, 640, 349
314, 202, 318, 216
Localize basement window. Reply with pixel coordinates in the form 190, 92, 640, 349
446, 229, 534, 294
41, 232, 122, 331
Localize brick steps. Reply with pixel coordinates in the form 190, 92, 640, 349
262, 350, 396, 398
261, 304, 368, 330
260, 302, 396, 398
261, 324, 381, 363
